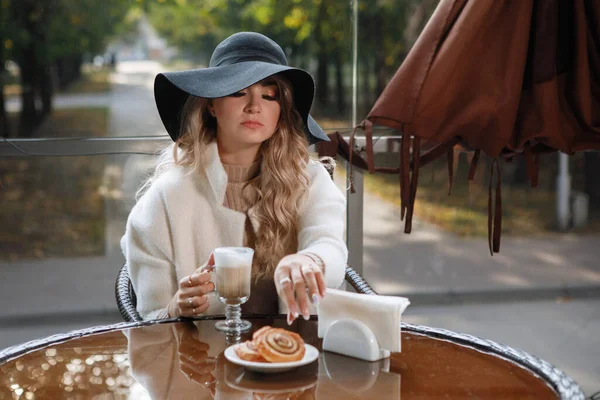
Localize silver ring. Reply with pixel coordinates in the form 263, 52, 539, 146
279, 276, 292, 286
188, 297, 193, 307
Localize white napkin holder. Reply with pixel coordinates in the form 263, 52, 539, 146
322, 318, 390, 362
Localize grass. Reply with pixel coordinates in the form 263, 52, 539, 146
344, 157, 598, 238
65, 67, 112, 94
0, 108, 109, 261
31, 107, 109, 137
4, 84, 20, 98
161, 60, 198, 71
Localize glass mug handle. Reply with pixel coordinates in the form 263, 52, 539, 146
200, 264, 215, 274
200, 264, 215, 293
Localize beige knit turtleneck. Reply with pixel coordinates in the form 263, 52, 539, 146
222, 159, 261, 249
222, 159, 279, 314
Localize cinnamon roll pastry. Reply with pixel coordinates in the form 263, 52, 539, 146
256, 328, 305, 362
252, 325, 272, 341
235, 340, 266, 362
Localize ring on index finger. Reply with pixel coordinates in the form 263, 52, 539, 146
279, 276, 292, 286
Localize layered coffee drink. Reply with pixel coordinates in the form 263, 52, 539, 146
215, 264, 251, 304
208, 247, 254, 332
213, 247, 253, 305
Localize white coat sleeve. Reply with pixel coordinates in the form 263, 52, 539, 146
120, 183, 177, 320
297, 162, 348, 289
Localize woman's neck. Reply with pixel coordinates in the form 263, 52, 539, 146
217, 141, 262, 165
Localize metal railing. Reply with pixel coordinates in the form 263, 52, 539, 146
0, 134, 370, 274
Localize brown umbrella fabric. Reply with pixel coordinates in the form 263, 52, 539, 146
321, 0, 600, 255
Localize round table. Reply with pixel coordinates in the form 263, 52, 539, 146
0, 317, 585, 399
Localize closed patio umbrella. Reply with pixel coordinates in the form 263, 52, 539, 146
359, 0, 600, 254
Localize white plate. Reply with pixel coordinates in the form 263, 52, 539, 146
224, 343, 319, 374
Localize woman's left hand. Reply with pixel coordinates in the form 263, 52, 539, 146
274, 254, 326, 324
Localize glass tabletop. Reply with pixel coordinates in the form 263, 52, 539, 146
0, 317, 560, 399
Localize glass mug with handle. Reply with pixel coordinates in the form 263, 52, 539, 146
202, 247, 254, 333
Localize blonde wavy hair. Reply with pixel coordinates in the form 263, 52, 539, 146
136, 74, 314, 279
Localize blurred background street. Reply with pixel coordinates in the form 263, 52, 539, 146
1, 0, 599, 396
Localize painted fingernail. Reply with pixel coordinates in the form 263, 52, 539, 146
312, 294, 320, 305
287, 313, 294, 325
302, 313, 310, 321
293, 311, 299, 319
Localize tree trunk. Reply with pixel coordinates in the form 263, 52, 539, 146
38, 63, 53, 119
511, 156, 530, 186
63, 55, 83, 87
0, 45, 10, 137
74, 55, 83, 81
316, 52, 329, 106
584, 152, 600, 210
0, 82, 10, 138
373, 14, 386, 98
14, 0, 41, 137
58, 56, 81, 90
38, 3, 53, 119
18, 50, 38, 137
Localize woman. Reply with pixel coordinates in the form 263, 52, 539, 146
120, 32, 348, 324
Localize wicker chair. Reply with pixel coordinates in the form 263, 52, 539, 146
116, 263, 377, 322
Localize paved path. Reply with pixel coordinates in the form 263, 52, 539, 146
334, 172, 600, 300
103, 61, 166, 256
6, 93, 110, 112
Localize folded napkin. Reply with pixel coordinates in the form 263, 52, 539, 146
317, 289, 410, 353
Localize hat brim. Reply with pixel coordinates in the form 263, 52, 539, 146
154, 61, 329, 145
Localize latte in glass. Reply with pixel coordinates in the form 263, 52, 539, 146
213, 247, 253, 305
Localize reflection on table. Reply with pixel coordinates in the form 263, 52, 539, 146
0, 317, 559, 399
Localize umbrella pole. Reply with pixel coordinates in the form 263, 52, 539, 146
346, 0, 364, 277
556, 153, 571, 231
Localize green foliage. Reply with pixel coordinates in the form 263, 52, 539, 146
144, 0, 353, 63
1, 0, 133, 64
140, 0, 439, 106
48, 0, 132, 59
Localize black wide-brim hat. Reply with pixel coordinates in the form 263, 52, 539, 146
154, 32, 329, 145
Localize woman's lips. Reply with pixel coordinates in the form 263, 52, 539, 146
241, 121, 264, 129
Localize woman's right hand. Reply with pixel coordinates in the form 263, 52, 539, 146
173, 323, 216, 393
168, 254, 215, 318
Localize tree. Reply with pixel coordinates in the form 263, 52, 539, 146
142, 0, 439, 120
1, 0, 133, 137
0, 0, 15, 137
